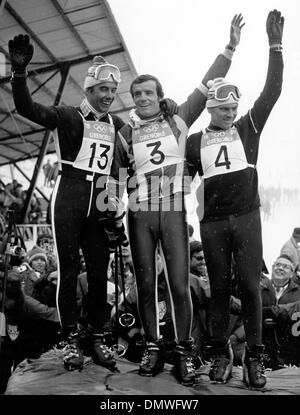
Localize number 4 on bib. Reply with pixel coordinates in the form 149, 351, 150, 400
215, 145, 231, 170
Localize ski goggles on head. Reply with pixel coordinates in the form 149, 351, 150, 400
208, 84, 241, 101
91, 64, 121, 83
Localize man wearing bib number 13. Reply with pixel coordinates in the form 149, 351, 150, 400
8, 35, 176, 372
107, 15, 244, 386
8, 38, 126, 371
186, 10, 284, 389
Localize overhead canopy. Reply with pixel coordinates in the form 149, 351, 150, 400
0, 0, 138, 167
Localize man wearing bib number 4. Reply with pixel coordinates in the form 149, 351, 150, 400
186, 10, 284, 388
107, 15, 244, 386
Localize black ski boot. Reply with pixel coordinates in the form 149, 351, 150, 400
243, 344, 267, 388
62, 331, 84, 371
173, 338, 196, 386
208, 339, 233, 384
92, 330, 118, 372
138, 341, 165, 377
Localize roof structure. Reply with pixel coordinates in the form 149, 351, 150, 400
0, 0, 137, 168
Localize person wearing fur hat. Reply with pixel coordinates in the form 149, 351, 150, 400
8, 33, 177, 373
107, 14, 244, 386
186, 10, 284, 388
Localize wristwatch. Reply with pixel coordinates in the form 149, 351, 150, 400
226, 44, 236, 52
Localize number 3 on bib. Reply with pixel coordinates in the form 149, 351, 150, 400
215, 145, 231, 170
146, 141, 165, 165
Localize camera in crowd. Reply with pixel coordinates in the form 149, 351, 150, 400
0, 244, 26, 271
8, 245, 26, 257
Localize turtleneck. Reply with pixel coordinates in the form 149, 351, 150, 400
129, 108, 164, 128
80, 98, 107, 120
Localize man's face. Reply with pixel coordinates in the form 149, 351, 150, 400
208, 103, 238, 130
86, 81, 118, 113
38, 238, 54, 255
190, 250, 207, 277
131, 80, 161, 119
31, 258, 46, 273
271, 257, 294, 287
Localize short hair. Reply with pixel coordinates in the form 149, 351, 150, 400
189, 240, 203, 260
130, 74, 164, 99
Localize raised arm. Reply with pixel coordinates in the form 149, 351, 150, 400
243, 9, 284, 133
179, 14, 245, 127
202, 13, 245, 87
9, 34, 59, 130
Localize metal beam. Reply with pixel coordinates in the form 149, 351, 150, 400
0, 46, 125, 84
0, 154, 14, 163
0, 124, 14, 135
20, 64, 70, 223
0, 110, 43, 129
0, 149, 56, 167
0, 45, 63, 105
51, 0, 90, 55
14, 163, 49, 202
0, 70, 63, 131
0, 141, 30, 155
5, 1, 56, 62
5, 2, 83, 93
0, 127, 45, 142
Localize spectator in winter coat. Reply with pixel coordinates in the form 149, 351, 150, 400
280, 227, 300, 269
0, 269, 59, 394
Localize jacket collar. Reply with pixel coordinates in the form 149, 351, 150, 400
129, 108, 164, 129
80, 98, 107, 120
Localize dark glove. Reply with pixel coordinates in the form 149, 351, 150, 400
263, 305, 280, 320
160, 98, 178, 117
8, 34, 34, 72
104, 221, 129, 253
266, 9, 284, 45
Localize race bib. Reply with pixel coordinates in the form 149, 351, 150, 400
201, 127, 249, 179
73, 120, 115, 174
132, 121, 182, 175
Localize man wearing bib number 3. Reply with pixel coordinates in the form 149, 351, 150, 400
107, 15, 244, 386
186, 10, 284, 388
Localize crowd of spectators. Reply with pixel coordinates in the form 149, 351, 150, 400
1, 221, 300, 394
0, 178, 43, 225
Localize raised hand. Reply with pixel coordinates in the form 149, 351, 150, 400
229, 13, 245, 48
8, 34, 34, 71
266, 9, 284, 45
